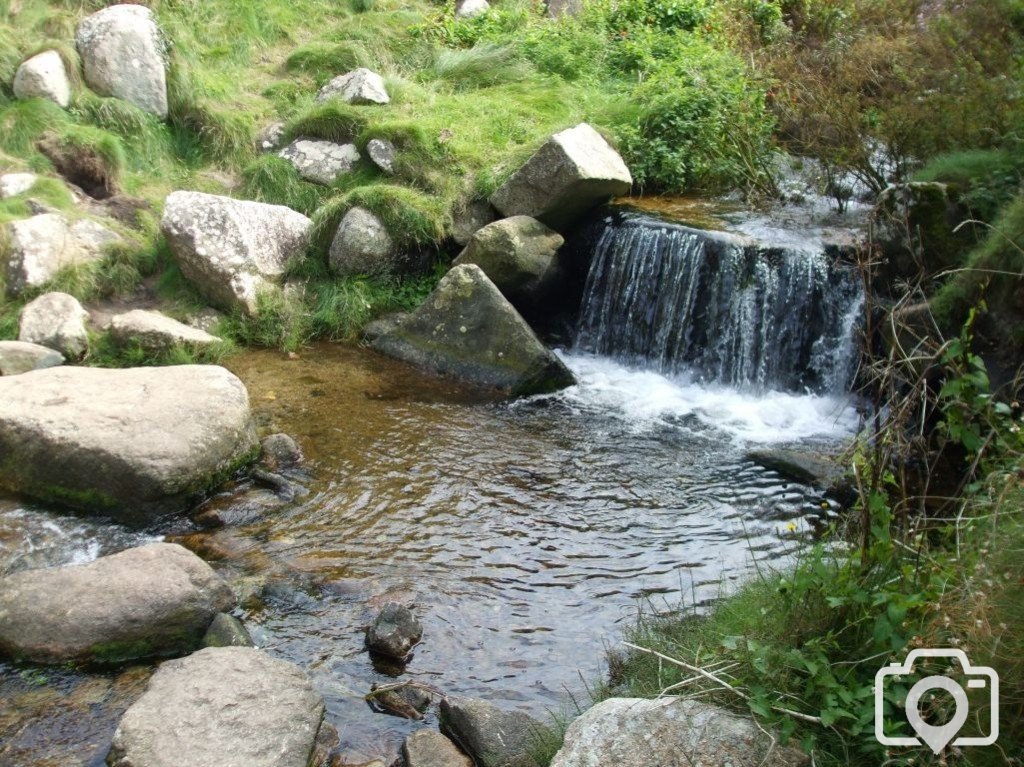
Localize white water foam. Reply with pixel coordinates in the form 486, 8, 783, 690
549, 352, 861, 444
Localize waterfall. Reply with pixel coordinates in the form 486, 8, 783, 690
574, 212, 864, 394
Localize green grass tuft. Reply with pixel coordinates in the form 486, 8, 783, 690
285, 42, 374, 84
427, 43, 535, 90
241, 154, 331, 215
283, 101, 370, 145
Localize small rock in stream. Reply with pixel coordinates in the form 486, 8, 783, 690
366, 602, 422, 661
202, 613, 254, 648
439, 695, 543, 767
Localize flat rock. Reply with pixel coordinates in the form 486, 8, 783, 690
366, 601, 422, 660
747, 448, 853, 502
278, 138, 360, 186
161, 191, 312, 315
108, 646, 326, 767
0, 340, 64, 376
440, 696, 542, 767
18, 291, 90, 358
0, 365, 258, 523
329, 206, 399, 276
550, 698, 808, 767
0, 172, 38, 198
13, 50, 71, 108
371, 264, 575, 396
367, 138, 397, 174
0, 543, 235, 664
404, 729, 474, 767
490, 123, 632, 230
111, 309, 222, 352
316, 68, 390, 105
76, 4, 168, 118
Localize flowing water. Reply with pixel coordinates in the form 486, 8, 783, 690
0, 204, 865, 766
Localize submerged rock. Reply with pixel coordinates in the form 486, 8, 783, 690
329, 206, 399, 277
0, 365, 258, 524
279, 139, 360, 186
108, 646, 326, 767
747, 448, 853, 503
161, 191, 312, 315
550, 698, 807, 767
366, 602, 422, 660
13, 50, 71, 108
490, 123, 632, 230
439, 695, 542, 767
260, 433, 303, 470
5, 213, 121, 296
0, 340, 63, 376
371, 264, 575, 396
316, 68, 390, 105
0, 543, 235, 664
76, 4, 169, 118
202, 613, 254, 648
110, 309, 223, 352
18, 291, 90, 359
404, 729, 474, 767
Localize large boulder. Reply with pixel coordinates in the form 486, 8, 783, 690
13, 50, 71, 108
76, 4, 168, 118
453, 216, 564, 310
439, 696, 542, 767
110, 309, 223, 352
490, 123, 632, 230
0, 543, 235, 664
365, 602, 422, 660
161, 191, 312, 315
0, 365, 259, 523
278, 139, 360, 186
5, 213, 121, 296
404, 730, 474, 767
0, 340, 63, 376
550, 698, 807, 767
371, 264, 575, 396
108, 646, 326, 767
316, 68, 390, 105
18, 291, 90, 358
329, 206, 399, 276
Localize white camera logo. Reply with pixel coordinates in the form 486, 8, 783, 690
875, 648, 999, 753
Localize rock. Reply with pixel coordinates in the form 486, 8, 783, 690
18, 291, 90, 358
0, 340, 64, 376
452, 199, 498, 246
371, 264, 576, 396
367, 138, 397, 175
257, 121, 286, 152
4, 213, 121, 296
328, 206, 400, 277
0, 543, 236, 664
453, 216, 564, 309
0, 365, 259, 523
279, 139, 360, 186
161, 191, 312, 315
365, 602, 422, 660
546, 0, 583, 17
0, 172, 38, 198
404, 730, 474, 767
260, 433, 303, 470
13, 50, 71, 108
76, 4, 168, 118
316, 68, 390, 105
490, 123, 632, 230
111, 309, 223, 352
549, 698, 808, 767
747, 448, 854, 503
456, 0, 491, 17
439, 696, 542, 767
186, 307, 225, 334
202, 613, 254, 648
369, 682, 427, 720
108, 646, 326, 767
361, 312, 409, 344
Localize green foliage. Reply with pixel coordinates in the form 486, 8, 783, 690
241, 155, 331, 215
606, 0, 712, 33
87, 330, 234, 369
311, 184, 449, 254
0, 177, 74, 224
285, 42, 374, 83
283, 101, 370, 144
427, 43, 534, 90
0, 97, 70, 156
915, 150, 1024, 224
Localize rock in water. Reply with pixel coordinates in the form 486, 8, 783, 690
316, 68, 390, 104
18, 292, 90, 359
439, 696, 543, 767
403, 730, 474, 767
202, 613, 254, 648
0, 340, 64, 376
108, 646, 326, 767
490, 123, 632, 230
110, 309, 223, 352
76, 4, 168, 118
260, 433, 303, 470
161, 191, 312, 315
13, 50, 71, 108
278, 139, 360, 186
0, 543, 235, 664
371, 264, 575, 396
329, 206, 399, 277
0, 365, 258, 523
550, 698, 808, 767
366, 602, 422, 660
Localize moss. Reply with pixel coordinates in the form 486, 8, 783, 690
282, 101, 370, 145
285, 41, 374, 83
33, 485, 120, 513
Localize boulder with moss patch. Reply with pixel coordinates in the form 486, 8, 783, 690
13, 50, 71, 108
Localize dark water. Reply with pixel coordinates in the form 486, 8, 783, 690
0, 343, 856, 766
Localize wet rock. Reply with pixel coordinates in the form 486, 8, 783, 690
550, 698, 808, 767
0, 543, 235, 664
0, 365, 258, 524
13, 50, 70, 107
439, 696, 542, 767
261, 433, 303, 470
161, 191, 312, 315
369, 682, 427, 720
5, 213, 121, 296
452, 199, 498, 246
361, 312, 409, 344
490, 123, 632, 230
111, 309, 223, 352
404, 730, 474, 767
108, 646, 326, 767
76, 4, 169, 118
257, 121, 286, 152
202, 613, 254, 648
366, 602, 422, 660
371, 264, 575, 396
0, 172, 38, 198
367, 137, 397, 174
746, 448, 853, 502
0, 340, 64, 376
193, 486, 282, 528
279, 139, 360, 186
453, 216, 564, 310
317, 68, 390, 105
18, 291, 90, 358
329, 206, 399, 277
456, 0, 491, 17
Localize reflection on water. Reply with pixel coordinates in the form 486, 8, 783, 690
0, 344, 854, 765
